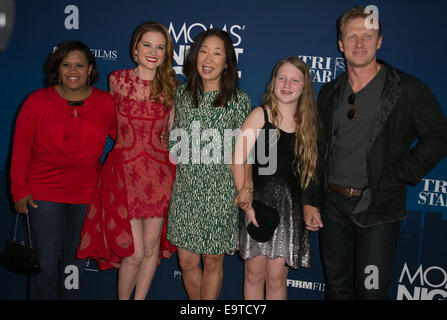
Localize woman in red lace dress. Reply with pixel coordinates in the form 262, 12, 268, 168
77, 21, 178, 300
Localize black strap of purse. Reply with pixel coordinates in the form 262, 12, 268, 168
13, 213, 33, 248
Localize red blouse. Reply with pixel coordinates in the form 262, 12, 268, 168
11, 86, 116, 204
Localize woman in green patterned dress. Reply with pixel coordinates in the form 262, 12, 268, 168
167, 29, 251, 300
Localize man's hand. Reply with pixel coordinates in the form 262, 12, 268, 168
303, 204, 323, 231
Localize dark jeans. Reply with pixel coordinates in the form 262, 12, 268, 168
28, 200, 88, 300
319, 190, 400, 300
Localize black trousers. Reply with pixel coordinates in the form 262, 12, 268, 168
319, 190, 400, 300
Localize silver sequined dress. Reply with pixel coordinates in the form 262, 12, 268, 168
238, 106, 310, 268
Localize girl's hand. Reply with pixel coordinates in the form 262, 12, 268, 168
245, 206, 259, 227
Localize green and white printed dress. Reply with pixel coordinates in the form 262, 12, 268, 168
167, 84, 251, 254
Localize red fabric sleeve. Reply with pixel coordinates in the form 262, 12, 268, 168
107, 72, 118, 141
108, 110, 117, 141
10, 92, 41, 202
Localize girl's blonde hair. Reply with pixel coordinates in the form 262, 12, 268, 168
263, 57, 320, 188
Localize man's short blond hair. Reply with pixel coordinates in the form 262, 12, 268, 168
337, 6, 383, 40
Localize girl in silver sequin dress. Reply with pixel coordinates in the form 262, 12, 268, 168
232, 57, 322, 299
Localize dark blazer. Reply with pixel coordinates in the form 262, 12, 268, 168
317, 60, 447, 227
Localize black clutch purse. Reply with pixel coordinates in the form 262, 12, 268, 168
0, 213, 41, 275
247, 200, 280, 243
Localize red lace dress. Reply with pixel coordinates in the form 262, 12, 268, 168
77, 69, 176, 270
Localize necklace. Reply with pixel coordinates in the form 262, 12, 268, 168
56, 84, 90, 118
67, 100, 84, 118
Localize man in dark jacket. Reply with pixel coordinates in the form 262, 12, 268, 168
305, 6, 447, 299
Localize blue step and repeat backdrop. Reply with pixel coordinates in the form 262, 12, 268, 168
0, 0, 446, 300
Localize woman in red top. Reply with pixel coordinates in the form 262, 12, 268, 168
10, 40, 116, 299
77, 22, 178, 300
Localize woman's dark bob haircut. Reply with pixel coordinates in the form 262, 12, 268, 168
183, 29, 239, 108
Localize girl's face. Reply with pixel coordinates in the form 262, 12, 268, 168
196, 36, 227, 91
274, 62, 304, 106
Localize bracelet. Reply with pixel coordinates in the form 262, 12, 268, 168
242, 185, 254, 193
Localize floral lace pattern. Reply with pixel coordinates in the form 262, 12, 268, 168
77, 69, 176, 269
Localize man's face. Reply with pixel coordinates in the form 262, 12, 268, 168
338, 17, 382, 69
